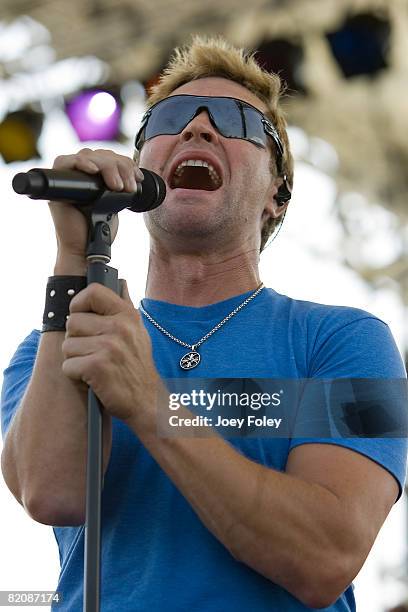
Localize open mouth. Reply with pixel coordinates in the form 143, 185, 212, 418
170, 160, 222, 191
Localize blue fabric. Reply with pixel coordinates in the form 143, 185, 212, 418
1, 287, 407, 612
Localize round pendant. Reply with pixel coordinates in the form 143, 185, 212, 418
180, 351, 201, 370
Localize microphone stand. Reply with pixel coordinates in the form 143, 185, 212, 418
11, 169, 164, 610
80, 201, 120, 612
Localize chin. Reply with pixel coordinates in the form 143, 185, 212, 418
156, 212, 225, 241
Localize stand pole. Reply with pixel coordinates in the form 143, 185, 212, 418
82, 217, 119, 612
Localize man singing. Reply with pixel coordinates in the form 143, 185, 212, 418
1, 35, 406, 611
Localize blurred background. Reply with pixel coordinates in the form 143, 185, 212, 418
0, 0, 407, 610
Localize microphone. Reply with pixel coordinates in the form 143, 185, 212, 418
12, 167, 166, 213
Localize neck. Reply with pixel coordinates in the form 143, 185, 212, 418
145, 244, 262, 307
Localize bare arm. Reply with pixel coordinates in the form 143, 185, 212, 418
128, 392, 399, 609
1, 258, 112, 527
1, 148, 143, 526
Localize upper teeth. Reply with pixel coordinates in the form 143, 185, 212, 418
173, 159, 221, 185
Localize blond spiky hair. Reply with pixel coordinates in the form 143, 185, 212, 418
141, 35, 294, 252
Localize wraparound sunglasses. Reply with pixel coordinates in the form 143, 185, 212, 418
134, 95, 285, 174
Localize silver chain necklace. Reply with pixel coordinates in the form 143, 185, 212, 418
139, 283, 265, 370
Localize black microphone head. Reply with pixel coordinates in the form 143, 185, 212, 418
12, 169, 47, 197
128, 169, 166, 212
12, 173, 30, 194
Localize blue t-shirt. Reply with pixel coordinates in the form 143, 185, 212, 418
1, 287, 407, 612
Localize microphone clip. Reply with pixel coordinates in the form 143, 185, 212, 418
76, 203, 119, 265
71, 189, 133, 264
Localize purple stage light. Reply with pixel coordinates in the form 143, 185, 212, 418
66, 90, 121, 141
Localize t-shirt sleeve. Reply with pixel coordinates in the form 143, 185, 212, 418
289, 310, 408, 501
1, 330, 41, 441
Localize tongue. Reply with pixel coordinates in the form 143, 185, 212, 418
171, 167, 219, 191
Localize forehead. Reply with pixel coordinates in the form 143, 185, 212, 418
169, 77, 267, 114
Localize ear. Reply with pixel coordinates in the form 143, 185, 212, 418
261, 177, 288, 225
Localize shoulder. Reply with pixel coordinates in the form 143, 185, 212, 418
1, 330, 41, 440
264, 288, 405, 378
265, 286, 384, 328
3, 329, 41, 376
8, 329, 41, 360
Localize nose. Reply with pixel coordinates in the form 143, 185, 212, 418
179, 110, 220, 144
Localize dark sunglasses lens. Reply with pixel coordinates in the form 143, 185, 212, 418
207, 98, 245, 138
210, 101, 267, 147
241, 106, 267, 147
203, 99, 268, 147
143, 96, 268, 147
144, 98, 193, 139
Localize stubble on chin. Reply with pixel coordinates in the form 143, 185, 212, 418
145, 195, 236, 240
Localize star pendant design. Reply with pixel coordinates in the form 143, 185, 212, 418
180, 351, 201, 370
